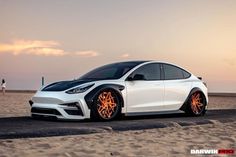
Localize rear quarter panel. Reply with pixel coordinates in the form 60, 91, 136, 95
164, 78, 193, 110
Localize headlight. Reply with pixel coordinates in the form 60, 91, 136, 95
66, 83, 95, 94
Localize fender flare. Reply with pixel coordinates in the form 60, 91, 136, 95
180, 87, 207, 111
85, 84, 125, 109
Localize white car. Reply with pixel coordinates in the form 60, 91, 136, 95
30, 61, 208, 121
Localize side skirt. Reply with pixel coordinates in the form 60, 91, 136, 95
125, 110, 185, 117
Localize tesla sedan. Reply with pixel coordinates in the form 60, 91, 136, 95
30, 61, 208, 121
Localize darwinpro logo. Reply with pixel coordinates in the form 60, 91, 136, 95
190, 149, 234, 155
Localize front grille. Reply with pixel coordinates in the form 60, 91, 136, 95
64, 108, 83, 116
31, 114, 58, 120
60, 102, 78, 107
31, 107, 62, 115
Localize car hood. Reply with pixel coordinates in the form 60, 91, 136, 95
41, 79, 94, 92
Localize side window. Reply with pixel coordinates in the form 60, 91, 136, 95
85, 67, 118, 79
163, 64, 187, 80
130, 63, 161, 80
183, 70, 191, 78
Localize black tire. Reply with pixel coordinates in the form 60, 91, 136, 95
90, 89, 121, 121
185, 92, 207, 116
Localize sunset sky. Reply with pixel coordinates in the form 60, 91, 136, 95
0, 0, 236, 92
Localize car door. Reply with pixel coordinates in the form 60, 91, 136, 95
162, 63, 192, 111
125, 63, 164, 113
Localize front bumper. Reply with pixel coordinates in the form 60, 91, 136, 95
30, 91, 91, 120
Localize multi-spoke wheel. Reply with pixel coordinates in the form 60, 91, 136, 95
186, 92, 206, 116
91, 89, 121, 121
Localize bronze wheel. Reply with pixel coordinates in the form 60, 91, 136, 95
97, 91, 117, 119
190, 92, 205, 115
91, 89, 121, 121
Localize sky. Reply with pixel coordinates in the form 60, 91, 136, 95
0, 0, 236, 92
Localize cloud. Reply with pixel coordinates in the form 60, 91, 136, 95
27, 48, 67, 56
223, 57, 236, 66
0, 39, 63, 56
0, 39, 99, 57
75, 50, 99, 57
121, 53, 130, 58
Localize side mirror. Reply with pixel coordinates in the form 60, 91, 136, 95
127, 74, 146, 81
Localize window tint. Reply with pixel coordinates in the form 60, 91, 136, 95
163, 64, 185, 80
183, 70, 191, 78
130, 63, 161, 80
79, 62, 144, 80
86, 67, 117, 79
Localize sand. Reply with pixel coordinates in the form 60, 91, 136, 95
0, 121, 235, 157
0, 92, 235, 156
208, 96, 236, 109
0, 92, 33, 117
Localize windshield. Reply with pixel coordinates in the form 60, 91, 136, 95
79, 61, 146, 80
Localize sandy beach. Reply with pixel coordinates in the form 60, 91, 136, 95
0, 92, 33, 117
0, 121, 235, 157
1, 0, 236, 156
0, 92, 235, 156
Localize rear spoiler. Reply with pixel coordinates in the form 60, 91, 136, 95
197, 77, 202, 80
198, 77, 207, 87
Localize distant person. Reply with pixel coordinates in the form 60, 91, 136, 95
1, 79, 6, 95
